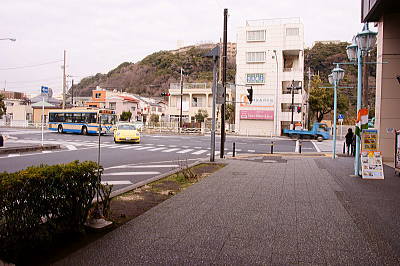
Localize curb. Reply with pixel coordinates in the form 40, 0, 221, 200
108, 159, 207, 199
0, 144, 61, 154
231, 152, 331, 159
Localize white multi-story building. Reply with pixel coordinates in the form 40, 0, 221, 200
235, 18, 305, 136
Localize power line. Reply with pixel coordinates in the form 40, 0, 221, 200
0, 60, 63, 70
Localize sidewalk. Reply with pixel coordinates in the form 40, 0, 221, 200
56, 156, 400, 265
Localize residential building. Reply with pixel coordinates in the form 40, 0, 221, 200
362, 0, 400, 161
0, 90, 33, 126
167, 82, 234, 123
235, 17, 305, 136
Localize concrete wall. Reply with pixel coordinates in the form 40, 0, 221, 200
375, 13, 400, 162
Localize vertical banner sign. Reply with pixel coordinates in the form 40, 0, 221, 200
40, 86, 49, 146
361, 129, 384, 179
395, 130, 400, 176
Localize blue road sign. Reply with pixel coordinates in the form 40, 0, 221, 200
41, 86, 49, 94
338, 114, 344, 120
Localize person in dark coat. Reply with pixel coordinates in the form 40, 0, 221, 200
345, 128, 354, 155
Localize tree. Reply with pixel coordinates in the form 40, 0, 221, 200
0, 94, 6, 119
120, 111, 132, 121
308, 75, 349, 122
194, 109, 208, 122
225, 103, 235, 124
150, 114, 159, 123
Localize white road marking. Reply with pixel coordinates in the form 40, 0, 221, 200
194, 146, 202, 149
8, 154, 20, 157
134, 146, 153, 150
104, 171, 160, 176
162, 148, 180, 153
168, 145, 177, 147
157, 144, 166, 147
295, 140, 300, 153
107, 145, 123, 149
106, 164, 178, 170
121, 146, 139, 149
101, 180, 133, 185
182, 146, 189, 148
248, 150, 255, 152
65, 144, 77, 150
177, 149, 193, 154
192, 149, 208, 155
145, 143, 153, 145
42, 151, 53, 153
311, 141, 321, 153
147, 147, 166, 151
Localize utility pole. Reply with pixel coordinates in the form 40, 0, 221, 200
179, 67, 184, 129
220, 8, 228, 158
307, 67, 312, 129
71, 79, 74, 107
62, 50, 66, 109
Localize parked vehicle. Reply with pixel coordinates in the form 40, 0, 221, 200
283, 122, 331, 141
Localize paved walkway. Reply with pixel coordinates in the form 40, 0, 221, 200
57, 157, 400, 265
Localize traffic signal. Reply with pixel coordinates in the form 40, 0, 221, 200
160, 92, 171, 97
246, 86, 253, 104
297, 106, 301, 113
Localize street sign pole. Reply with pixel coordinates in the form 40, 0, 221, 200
40, 86, 49, 146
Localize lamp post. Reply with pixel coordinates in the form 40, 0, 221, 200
329, 66, 345, 159
346, 23, 377, 175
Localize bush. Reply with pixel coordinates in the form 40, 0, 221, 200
0, 160, 102, 261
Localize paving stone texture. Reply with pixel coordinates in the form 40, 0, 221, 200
56, 157, 400, 265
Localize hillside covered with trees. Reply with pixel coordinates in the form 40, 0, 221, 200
72, 45, 235, 97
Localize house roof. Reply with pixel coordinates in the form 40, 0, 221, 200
119, 96, 139, 103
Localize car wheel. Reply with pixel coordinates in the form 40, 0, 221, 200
81, 126, 88, 135
57, 125, 63, 133
114, 138, 118, 143
317, 136, 323, 142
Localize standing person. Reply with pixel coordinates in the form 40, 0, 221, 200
345, 128, 354, 155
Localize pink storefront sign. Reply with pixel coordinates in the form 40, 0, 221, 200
240, 110, 274, 120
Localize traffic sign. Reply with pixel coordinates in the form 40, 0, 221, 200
41, 86, 49, 94
338, 114, 344, 120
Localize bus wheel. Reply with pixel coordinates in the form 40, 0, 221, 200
317, 135, 323, 142
57, 125, 63, 133
81, 126, 88, 135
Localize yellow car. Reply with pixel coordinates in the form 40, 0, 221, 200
113, 123, 140, 143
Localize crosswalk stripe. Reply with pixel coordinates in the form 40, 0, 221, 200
248, 150, 255, 152
107, 164, 179, 169
8, 154, 20, 157
192, 149, 208, 155
134, 146, 153, 150
157, 144, 166, 147
104, 171, 160, 176
65, 144, 77, 150
42, 151, 53, 154
121, 146, 139, 149
147, 147, 166, 151
177, 149, 193, 154
162, 148, 179, 153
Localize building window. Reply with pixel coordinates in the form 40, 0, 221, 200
109, 102, 116, 110
246, 73, 265, 84
158, 107, 162, 112
286, 28, 299, 36
131, 106, 136, 111
95, 93, 102, 99
152, 107, 156, 111
246, 30, 266, 41
246, 52, 266, 63
192, 96, 204, 107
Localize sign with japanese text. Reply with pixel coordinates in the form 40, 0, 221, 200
240, 94, 274, 107
240, 110, 274, 120
246, 73, 265, 84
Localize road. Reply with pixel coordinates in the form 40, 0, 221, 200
0, 128, 330, 193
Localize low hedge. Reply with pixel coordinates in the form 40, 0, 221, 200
0, 160, 102, 260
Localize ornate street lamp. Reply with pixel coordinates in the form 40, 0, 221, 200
355, 26, 377, 52
346, 42, 358, 62
330, 66, 344, 159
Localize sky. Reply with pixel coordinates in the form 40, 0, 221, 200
0, 0, 365, 97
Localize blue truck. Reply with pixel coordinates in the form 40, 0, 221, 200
282, 122, 331, 141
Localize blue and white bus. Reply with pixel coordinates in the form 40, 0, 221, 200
48, 108, 116, 135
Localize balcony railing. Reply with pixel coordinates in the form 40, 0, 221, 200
283, 67, 302, 72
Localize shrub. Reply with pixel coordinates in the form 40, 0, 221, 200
0, 160, 102, 261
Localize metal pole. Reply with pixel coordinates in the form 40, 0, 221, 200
62, 50, 66, 109
179, 67, 183, 130
220, 8, 228, 158
210, 57, 217, 162
71, 79, 74, 107
333, 78, 338, 159
232, 142, 235, 157
290, 80, 295, 129
354, 48, 363, 175
41, 96, 44, 146
97, 114, 101, 204
273, 50, 279, 136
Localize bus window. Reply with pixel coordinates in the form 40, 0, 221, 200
65, 113, 73, 123
84, 113, 97, 123
73, 113, 84, 123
